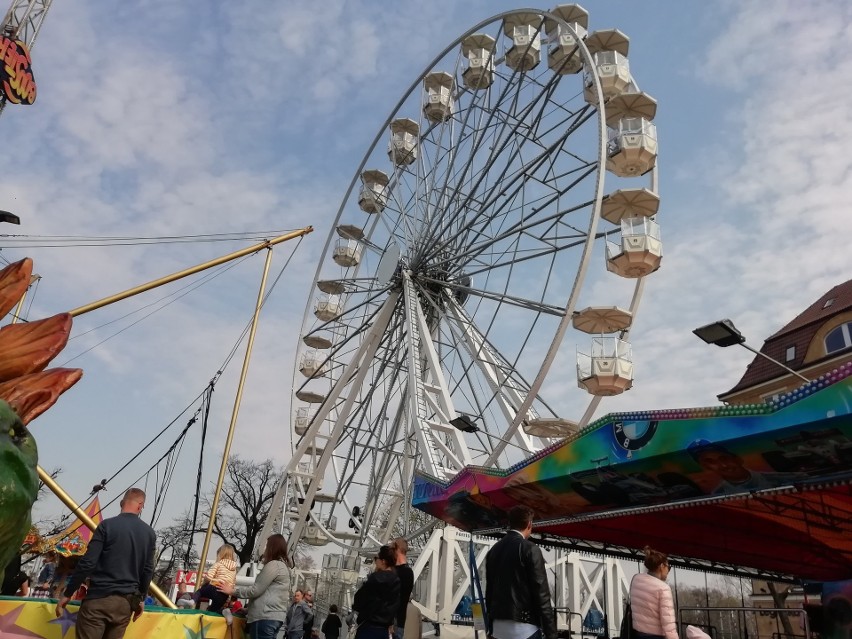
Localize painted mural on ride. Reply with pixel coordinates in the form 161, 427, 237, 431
412, 367, 852, 529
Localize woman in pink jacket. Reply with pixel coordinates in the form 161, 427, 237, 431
629, 546, 678, 639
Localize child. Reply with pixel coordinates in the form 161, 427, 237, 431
322, 604, 342, 639
221, 595, 244, 626
33, 552, 56, 597
194, 544, 238, 613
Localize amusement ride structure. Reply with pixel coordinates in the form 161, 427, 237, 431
0, 0, 50, 115
258, 4, 663, 625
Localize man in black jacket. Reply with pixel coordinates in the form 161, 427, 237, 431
391, 537, 414, 639
55, 488, 156, 639
485, 506, 556, 639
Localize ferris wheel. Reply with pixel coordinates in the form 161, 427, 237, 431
266, 5, 662, 554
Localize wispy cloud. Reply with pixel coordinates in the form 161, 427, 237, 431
13, 0, 852, 532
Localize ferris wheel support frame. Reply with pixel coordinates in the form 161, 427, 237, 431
402, 271, 472, 479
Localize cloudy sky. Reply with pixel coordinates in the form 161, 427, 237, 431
3, 0, 850, 540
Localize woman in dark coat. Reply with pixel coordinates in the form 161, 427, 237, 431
352, 545, 400, 639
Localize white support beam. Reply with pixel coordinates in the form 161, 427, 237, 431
402, 272, 471, 478
411, 535, 629, 635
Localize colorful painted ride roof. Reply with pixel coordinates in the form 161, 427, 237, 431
413, 363, 852, 581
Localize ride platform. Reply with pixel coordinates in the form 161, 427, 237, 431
413, 364, 852, 581
0, 597, 243, 638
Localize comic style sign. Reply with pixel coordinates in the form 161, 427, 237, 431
0, 36, 36, 105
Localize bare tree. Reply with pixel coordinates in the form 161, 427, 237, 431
201, 456, 283, 565
766, 582, 796, 639
153, 512, 199, 591
675, 585, 758, 639
295, 554, 317, 572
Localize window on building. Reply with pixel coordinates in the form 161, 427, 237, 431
785, 346, 796, 362
823, 298, 835, 309
825, 322, 852, 354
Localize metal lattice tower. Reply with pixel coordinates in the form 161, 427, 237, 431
2, 0, 52, 44
0, 0, 53, 115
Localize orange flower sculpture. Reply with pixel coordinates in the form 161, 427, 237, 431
0, 258, 82, 570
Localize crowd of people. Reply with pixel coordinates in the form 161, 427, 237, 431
213, 533, 415, 639
1, 549, 91, 600
0, 485, 419, 639
484, 505, 680, 639
2, 491, 687, 639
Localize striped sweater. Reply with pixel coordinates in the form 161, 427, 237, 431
204, 559, 238, 586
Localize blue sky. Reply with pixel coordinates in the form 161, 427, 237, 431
1, 0, 850, 540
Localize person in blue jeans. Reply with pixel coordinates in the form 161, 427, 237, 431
218, 534, 294, 639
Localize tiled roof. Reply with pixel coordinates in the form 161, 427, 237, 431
767, 279, 852, 338
721, 279, 852, 397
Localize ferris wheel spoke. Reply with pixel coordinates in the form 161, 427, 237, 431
430, 109, 596, 266
330, 318, 409, 501
414, 282, 540, 437
417, 65, 573, 260
446, 198, 597, 277
418, 276, 564, 316
423, 137, 593, 272
286, 292, 403, 545
316, 276, 390, 296
422, 185, 593, 276
336, 410, 408, 544
297, 290, 394, 392
443, 302, 552, 456
412, 65, 540, 262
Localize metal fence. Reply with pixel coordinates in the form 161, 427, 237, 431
678, 606, 810, 639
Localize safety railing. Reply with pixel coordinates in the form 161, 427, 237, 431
555, 609, 604, 638
678, 606, 809, 639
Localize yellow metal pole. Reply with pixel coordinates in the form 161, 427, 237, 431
36, 465, 177, 608
68, 228, 312, 318
10, 274, 40, 324
11, 291, 26, 324
196, 246, 274, 579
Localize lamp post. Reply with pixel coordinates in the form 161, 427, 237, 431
692, 318, 810, 383
1, 210, 24, 321
0, 210, 20, 225
449, 414, 517, 449
449, 414, 479, 433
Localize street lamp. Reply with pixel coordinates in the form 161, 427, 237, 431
449, 413, 521, 454
449, 414, 479, 433
693, 318, 809, 383
0, 210, 20, 225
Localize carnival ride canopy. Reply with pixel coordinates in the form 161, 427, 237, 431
413, 365, 852, 582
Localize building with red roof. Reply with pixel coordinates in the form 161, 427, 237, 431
719, 278, 852, 404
